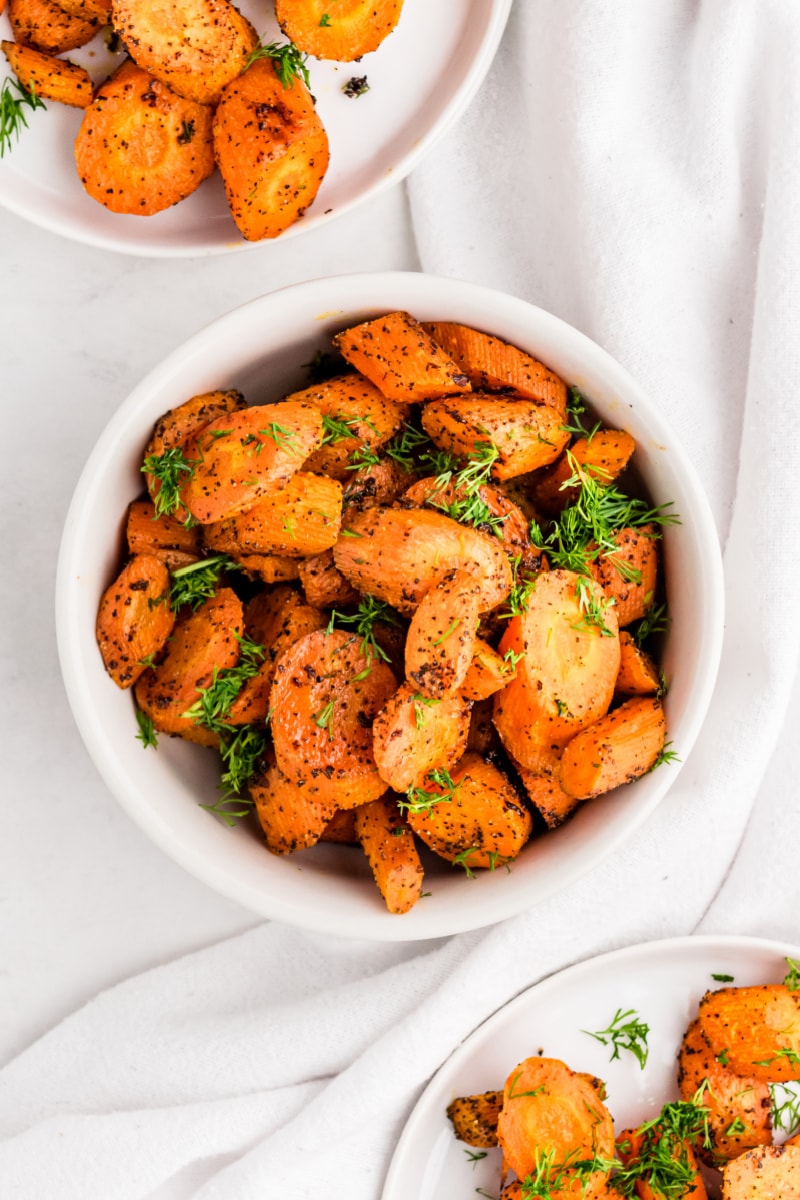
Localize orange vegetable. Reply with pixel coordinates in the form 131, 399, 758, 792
697, 985, 800, 1084
559, 695, 666, 800
343, 457, 414, 510
213, 58, 330, 241
372, 682, 471, 792
532, 430, 636, 514
589, 525, 659, 628
722, 1144, 800, 1198
270, 628, 397, 806
513, 759, 581, 829
2, 39, 92, 105
404, 569, 481, 699
74, 62, 215, 216
96, 554, 174, 689
298, 549, 359, 609
290, 374, 408, 480
460, 638, 515, 702
333, 311, 471, 402
125, 498, 200, 569
180, 401, 323, 524
319, 808, 358, 843
616, 1126, 707, 1199
133, 587, 243, 744
446, 1091, 503, 1147
615, 631, 661, 697
250, 754, 337, 855
421, 395, 569, 481
8, 0, 98, 52
236, 554, 301, 583
493, 569, 620, 771
202, 473, 343, 558
406, 752, 532, 869
275, 0, 404, 62
52, 0, 110, 21
332, 506, 512, 614
110, 0, 257, 104
354, 796, 424, 914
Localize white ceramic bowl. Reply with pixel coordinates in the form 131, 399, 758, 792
56, 272, 724, 940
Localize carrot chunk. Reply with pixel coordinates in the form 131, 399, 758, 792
422, 395, 569, 481
354, 796, 424, 914
697, 985, 800, 1084
2, 40, 92, 105
275, 0, 404, 62
333, 311, 471, 402
9, 0, 98, 52
559, 695, 666, 800
404, 569, 481, 699
96, 554, 174, 689
372, 682, 471, 793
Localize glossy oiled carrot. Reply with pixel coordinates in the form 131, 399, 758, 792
446, 1091, 503, 1147
275, 0, 404, 62
297, 549, 359, 609
343, 457, 414, 510
697, 985, 800, 1084
460, 638, 515, 702
234, 554, 300, 584
404, 569, 481, 699
270, 628, 397, 806
513, 758, 581, 829
532, 430, 636, 514
332, 506, 512, 614
423, 321, 568, 414
406, 752, 532, 869
318, 807, 358, 843
125, 498, 200, 570
52, 0, 109, 21
589, 525, 659, 627
9, 0, 98, 52
180, 401, 323, 524
372, 682, 471, 792
333, 311, 471, 402
2, 40, 92, 105
354, 796, 424, 914
421, 395, 569, 480
202, 473, 343, 559
96, 554, 174, 689
615, 631, 661, 697
250, 754, 337, 854
722, 1144, 800, 1197
213, 58, 329, 241
493, 569, 620, 771
74, 62, 216, 216
133, 587, 243, 744
290, 374, 408, 480
559, 696, 666, 800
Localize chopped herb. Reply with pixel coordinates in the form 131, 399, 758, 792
501, 648, 525, 672
135, 709, 158, 749
0, 76, 46, 158
712, 972, 735, 983
383, 421, 430, 471
487, 849, 513, 873
217, 724, 268, 802
347, 443, 382, 471
246, 39, 310, 88
725, 1117, 747, 1135
412, 693, 441, 729
177, 119, 195, 144
755, 1047, 800, 1067
648, 742, 681, 772
319, 12, 331, 25
321, 413, 361, 444
312, 699, 336, 740
770, 1081, 800, 1135
452, 846, 480, 878
554, 698, 569, 717
327, 595, 398, 674
715, 1048, 730, 1066
633, 600, 670, 646
433, 618, 460, 646
199, 796, 254, 827
181, 635, 265, 730
463, 1148, 488, 1166
507, 1074, 546, 1100
401, 767, 460, 815
168, 554, 239, 612
138, 652, 157, 669
141, 447, 199, 521
561, 386, 601, 442
612, 1085, 713, 1198
583, 1007, 650, 1069
573, 573, 617, 637
785, 958, 800, 991
343, 74, 370, 98
244, 422, 299, 454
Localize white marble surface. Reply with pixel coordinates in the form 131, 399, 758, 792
0, 189, 419, 1067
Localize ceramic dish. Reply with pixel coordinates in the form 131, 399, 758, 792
0, 0, 511, 255
382, 935, 800, 1198
56, 271, 724, 939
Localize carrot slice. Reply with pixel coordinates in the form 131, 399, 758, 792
96, 554, 174, 688
447, 1091, 503, 1147
250, 754, 337, 854
237, 555, 300, 583
275, 0, 404, 62
697, 985, 800, 1084
298, 549, 359, 608
354, 796, 424, 914
460, 638, 515, 702
493, 569, 620, 771
722, 1144, 800, 1198
343, 457, 413, 510
133, 587, 243, 743
559, 695, 666, 800
52, 0, 110, 21
532, 430, 636, 514
74, 61, 215, 216
421, 395, 569, 480
270, 628, 397, 806
8, 0, 98, 51
617, 1125, 707, 1199
202, 473, 342, 559
423, 321, 568, 413
333, 312, 471, 402
180, 401, 323, 524
513, 758, 581, 829
332, 506, 512, 614
289, 374, 408, 480
496, 1056, 615, 1184
213, 58, 330, 241
406, 752, 532, 869
125, 498, 201, 569
2, 40, 92, 105
589, 525, 659, 628
404, 569, 481, 699
110, 0, 256, 104
372, 682, 471, 792
319, 807, 358, 843
615, 631, 661, 696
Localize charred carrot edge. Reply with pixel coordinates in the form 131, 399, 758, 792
559, 696, 666, 801
513, 759, 580, 829
333, 311, 472, 402
354, 796, 424, 914
275, 0, 404, 62
236, 554, 301, 583
96, 554, 174, 689
126, 497, 200, 569
251, 756, 337, 854
2, 39, 92, 105
446, 1091, 503, 1148
298, 549, 359, 609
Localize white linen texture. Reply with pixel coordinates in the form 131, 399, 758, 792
3, 0, 800, 1196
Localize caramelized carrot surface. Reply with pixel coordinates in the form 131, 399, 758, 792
333, 311, 471, 401
96, 554, 174, 689
275, 0, 404, 62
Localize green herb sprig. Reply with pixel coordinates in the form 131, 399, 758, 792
246, 39, 310, 88
583, 1007, 650, 1069
141, 447, 199, 521
400, 767, 459, 815
168, 555, 239, 612
326, 594, 399, 678
0, 76, 46, 158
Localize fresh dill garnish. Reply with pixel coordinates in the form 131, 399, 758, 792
725, 1117, 747, 1135
755, 1047, 800, 1067
346, 443, 382, 471
499, 556, 539, 619
633, 601, 670, 647
168, 554, 239, 612
716, 1048, 730, 1065
326, 595, 398, 675
246, 39, 310, 88
400, 767, 459, 814
217, 724, 268, 803
507, 1074, 546, 1100
769, 1081, 800, 1135
463, 1148, 488, 1166
321, 413, 360, 444
452, 846, 480, 878
319, 12, 331, 25
138, 652, 157, 669
648, 741, 681, 773
177, 119, 195, 145
784, 958, 800, 991
181, 635, 265, 729
412, 693, 441, 729
239, 422, 299, 454
518, 1148, 617, 1198
415, 441, 507, 536
583, 1007, 650, 1069
384, 421, 430, 471
343, 74, 370, 98
712, 972, 735, 983
612, 1085, 713, 1198
487, 849, 513, 873
501, 648, 525, 672
312, 699, 336, 740
561, 385, 601, 442
141, 447, 199, 521
572, 574, 617, 637
433, 619, 460, 646
199, 795, 254, 827
135, 708, 158, 749
0, 76, 46, 158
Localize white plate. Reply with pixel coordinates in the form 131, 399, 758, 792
382, 935, 800, 1199
0, 0, 510, 255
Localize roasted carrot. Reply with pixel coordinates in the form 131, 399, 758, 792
466, 697, 502, 756
288, 374, 408, 480
234, 554, 300, 583
532, 430, 636, 514
298, 549, 359, 608
2, 40, 92, 105
319, 807, 358, 843
333, 311, 471, 402
52, 0, 110, 21
110, 0, 257, 104
275, 0, 404, 62
202, 473, 343, 559
250, 754, 337, 854
496, 1056, 615, 1184
404, 569, 481, 699
493, 569, 620, 771
406, 752, 532, 869
513, 759, 581, 829
213, 57, 329, 241
460, 638, 515, 702
697, 985, 800, 1084
343, 456, 414, 510
74, 62, 216, 216
96, 554, 174, 689
616, 1125, 707, 1200
677, 1016, 771, 1166
332, 505, 512, 614
421, 395, 569, 481
270, 628, 397, 806
180, 401, 323, 524
447, 1091, 503, 1147
589, 525, 659, 628
615, 632, 662, 697
559, 696, 665, 800
423, 321, 568, 413
133, 587, 243, 744
722, 1144, 800, 1198
354, 795, 424, 914
8, 0, 97, 50
125, 498, 201, 569
372, 681, 471, 792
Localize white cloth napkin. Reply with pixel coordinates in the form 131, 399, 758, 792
4, 1, 800, 1196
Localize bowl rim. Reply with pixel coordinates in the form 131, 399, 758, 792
56, 271, 725, 939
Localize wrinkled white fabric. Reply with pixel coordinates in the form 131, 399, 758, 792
3, 1, 800, 1196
